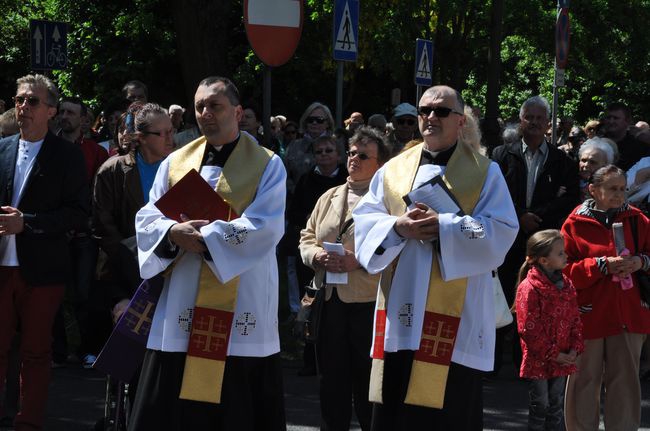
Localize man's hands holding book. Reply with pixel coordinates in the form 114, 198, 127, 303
169, 213, 209, 253
394, 202, 439, 241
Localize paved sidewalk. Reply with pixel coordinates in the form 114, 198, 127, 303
21, 357, 649, 430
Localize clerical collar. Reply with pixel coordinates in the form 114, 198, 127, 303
420, 143, 456, 166
202, 134, 239, 167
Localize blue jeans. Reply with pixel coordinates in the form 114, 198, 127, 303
528, 376, 566, 431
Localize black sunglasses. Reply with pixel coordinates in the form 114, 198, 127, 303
306, 116, 326, 124
314, 148, 335, 155
346, 150, 375, 160
417, 106, 462, 118
396, 118, 416, 126
13, 95, 43, 107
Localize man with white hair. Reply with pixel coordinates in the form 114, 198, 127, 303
168, 104, 185, 132
354, 85, 517, 429
491, 95, 580, 371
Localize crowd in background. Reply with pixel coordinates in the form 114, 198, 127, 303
1, 75, 650, 431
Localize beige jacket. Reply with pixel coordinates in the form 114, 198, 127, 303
299, 183, 379, 303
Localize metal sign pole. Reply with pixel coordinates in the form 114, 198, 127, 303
551, 65, 558, 147
263, 66, 272, 148
336, 61, 344, 129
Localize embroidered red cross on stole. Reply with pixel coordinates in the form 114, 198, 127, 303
187, 307, 234, 361
372, 309, 387, 359
414, 311, 460, 365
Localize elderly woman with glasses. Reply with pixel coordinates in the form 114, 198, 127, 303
284, 102, 336, 197
287, 137, 349, 376
299, 126, 390, 430
93, 103, 175, 323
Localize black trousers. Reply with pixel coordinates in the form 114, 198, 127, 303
317, 289, 374, 431
370, 351, 484, 431
128, 350, 286, 431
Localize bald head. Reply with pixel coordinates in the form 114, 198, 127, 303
421, 86, 465, 113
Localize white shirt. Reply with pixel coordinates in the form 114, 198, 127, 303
136, 154, 286, 357
521, 139, 548, 208
353, 162, 518, 371
0, 138, 44, 266
627, 156, 650, 203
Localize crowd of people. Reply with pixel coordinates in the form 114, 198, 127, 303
0, 72, 649, 431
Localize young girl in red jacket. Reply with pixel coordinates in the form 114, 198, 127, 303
515, 229, 584, 431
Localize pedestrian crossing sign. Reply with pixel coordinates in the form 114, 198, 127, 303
414, 38, 433, 86
333, 0, 359, 61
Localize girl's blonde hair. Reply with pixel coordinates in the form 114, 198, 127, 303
515, 229, 564, 293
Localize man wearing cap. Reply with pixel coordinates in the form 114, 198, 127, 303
388, 103, 420, 157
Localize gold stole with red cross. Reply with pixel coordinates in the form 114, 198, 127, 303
166, 133, 272, 404
368, 142, 489, 409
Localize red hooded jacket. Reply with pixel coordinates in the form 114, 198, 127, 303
561, 202, 650, 340
516, 265, 584, 379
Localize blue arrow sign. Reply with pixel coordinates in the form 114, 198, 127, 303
333, 0, 359, 62
30, 20, 68, 71
414, 39, 433, 86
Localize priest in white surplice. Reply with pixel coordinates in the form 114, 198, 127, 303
129, 77, 286, 431
354, 86, 518, 431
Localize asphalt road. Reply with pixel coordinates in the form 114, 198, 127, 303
7, 354, 648, 431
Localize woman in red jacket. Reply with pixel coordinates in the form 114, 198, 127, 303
562, 165, 650, 430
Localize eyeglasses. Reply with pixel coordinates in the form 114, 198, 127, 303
346, 150, 376, 161
417, 106, 462, 118
396, 118, 416, 126
142, 128, 174, 137
314, 148, 335, 155
306, 116, 326, 125
13, 95, 43, 107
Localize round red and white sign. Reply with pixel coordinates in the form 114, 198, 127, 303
244, 0, 303, 67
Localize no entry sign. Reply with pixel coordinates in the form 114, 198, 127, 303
555, 8, 570, 69
244, 0, 303, 67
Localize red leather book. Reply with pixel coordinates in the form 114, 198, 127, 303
154, 169, 233, 222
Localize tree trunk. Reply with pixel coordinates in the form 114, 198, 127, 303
484, 0, 504, 151
168, 0, 234, 118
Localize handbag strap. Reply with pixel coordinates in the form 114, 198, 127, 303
336, 218, 354, 244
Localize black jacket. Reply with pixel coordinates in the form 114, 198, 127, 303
491, 139, 579, 231
0, 132, 90, 285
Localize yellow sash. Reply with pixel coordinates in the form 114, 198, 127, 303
167, 134, 272, 404
369, 142, 490, 409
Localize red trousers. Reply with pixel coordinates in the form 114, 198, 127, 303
0, 267, 64, 431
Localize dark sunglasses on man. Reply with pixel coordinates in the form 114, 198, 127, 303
417, 106, 463, 118
314, 148, 335, 155
13, 95, 44, 107
306, 116, 326, 125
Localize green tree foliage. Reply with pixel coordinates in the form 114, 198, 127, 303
2, 0, 650, 126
